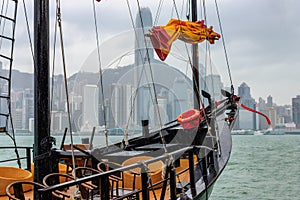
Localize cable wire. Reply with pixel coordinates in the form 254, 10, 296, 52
56, 0, 76, 174
214, 0, 234, 92
91, 0, 109, 147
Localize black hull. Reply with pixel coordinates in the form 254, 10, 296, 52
0, 99, 235, 199
193, 116, 232, 199
47, 100, 234, 199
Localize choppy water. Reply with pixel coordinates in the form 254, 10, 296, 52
210, 135, 300, 200
1, 134, 299, 199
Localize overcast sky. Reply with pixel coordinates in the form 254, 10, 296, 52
9, 0, 300, 105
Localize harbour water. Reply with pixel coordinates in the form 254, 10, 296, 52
0, 134, 299, 199
211, 135, 300, 200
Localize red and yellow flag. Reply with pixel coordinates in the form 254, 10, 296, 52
147, 19, 220, 61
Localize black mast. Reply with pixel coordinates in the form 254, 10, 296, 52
191, 0, 200, 110
33, 0, 54, 197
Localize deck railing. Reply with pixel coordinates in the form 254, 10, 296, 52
37, 146, 215, 200
0, 146, 33, 170
0, 144, 216, 199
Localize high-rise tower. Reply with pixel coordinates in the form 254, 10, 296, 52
82, 85, 99, 131
238, 82, 256, 108
134, 7, 154, 66
134, 8, 154, 125
292, 95, 300, 129
236, 82, 257, 130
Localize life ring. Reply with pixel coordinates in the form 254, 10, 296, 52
177, 109, 201, 129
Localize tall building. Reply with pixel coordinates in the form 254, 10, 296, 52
149, 97, 168, 129
134, 7, 154, 125
276, 105, 292, 124
268, 107, 276, 128
172, 77, 189, 118
69, 94, 83, 131
238, 82, 256, 108
134, 7, 154, 66
292, 95, 300, 129
51, 111, 69, 132
82, 85, 99, 131
12, 108, 23, 130
236, 82, 256, 130
266, 95, 273, 107
110, 84, 133, 128
258, 97, 269, 130
51, 75, 66, 111
205, 74, 224, 101
22, 89, 34, 130
238, 109, 254, 130
238, 82, 251, 100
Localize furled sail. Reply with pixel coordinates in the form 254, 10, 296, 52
147, 18, 221, 61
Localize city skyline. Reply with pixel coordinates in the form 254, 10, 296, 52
2, 0, 300, 133
2, 66, 299, 133
7, 0, 300, 106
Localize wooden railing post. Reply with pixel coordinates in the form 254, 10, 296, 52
189, 150, 196, 197
141, 165, 149, 200
26, 147, 31, 171
99, 163, 109, 200
169, 164, 177, 200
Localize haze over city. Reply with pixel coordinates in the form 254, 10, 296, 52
4, 0, 300, 106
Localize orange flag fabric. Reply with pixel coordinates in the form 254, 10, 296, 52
147, 19, 221, 61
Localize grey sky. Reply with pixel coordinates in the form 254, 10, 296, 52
11, 0, 300, 105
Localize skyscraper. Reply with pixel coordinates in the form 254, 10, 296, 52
172, 77, 189, 118
236, 82, 256, 130
134, 7, 154, 66
266, 95, 273, 107
110, 84, 133, 128
238, 82, 251, 100
292, 95, 300, 129
82, 85, 99, 131
258, 97, 269, 130
22, 89, 34, 130
238, 82, 256, 108
205, 74, 224, 101
134, 7, 154, 125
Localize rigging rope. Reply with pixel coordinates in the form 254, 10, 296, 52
50, 2, 58, 119
214, 0, 234, 93
123, 0, 146, 145
200, 0, 220, 149
186, 0, 190, 20
171, 0, 207, 116
123, 0, 165, 148
91, 0, 109, 147
123, 0, 175, 152
136, 0, 167, 152
0, 0, 4, 26
22, 0, 35, 61
120, 0, 154, 145
8, 0, 21, 168
56, 0, 77, 174
0, 1, 8, 49
153, 0, 164, 26
0, 0, 21, 168
0, 0, 9, 48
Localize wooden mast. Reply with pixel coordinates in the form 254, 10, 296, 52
191, 0, 200, 110
33, 0, 54, 198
